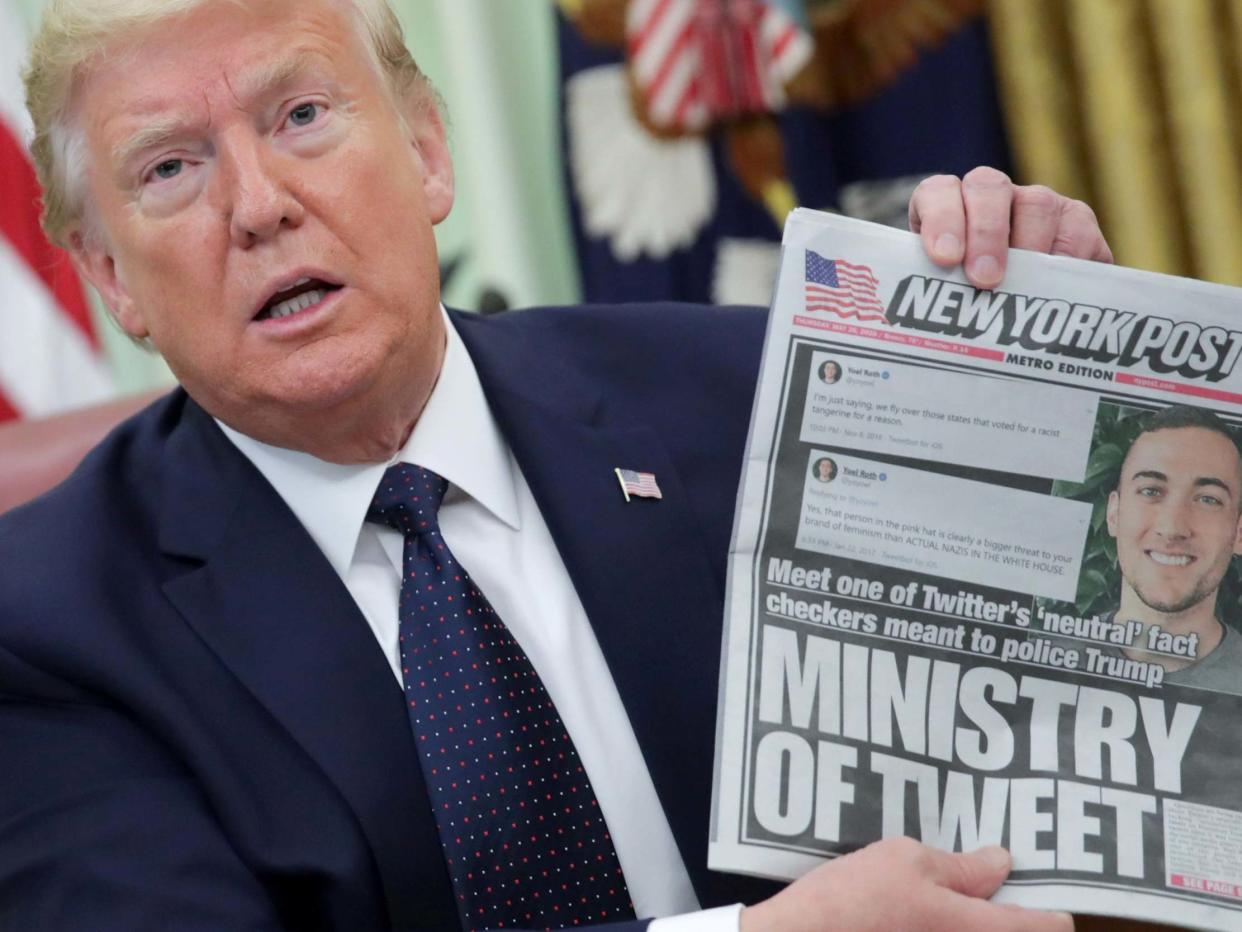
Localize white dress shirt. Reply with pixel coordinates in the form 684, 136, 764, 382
217, 312, 741, 931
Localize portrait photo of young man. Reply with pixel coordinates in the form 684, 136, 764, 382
1105, 405, 1242, 693
818, 360, 842, 385
812, 457, 838, 483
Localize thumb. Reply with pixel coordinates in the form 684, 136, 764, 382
936, 845, 1011, 899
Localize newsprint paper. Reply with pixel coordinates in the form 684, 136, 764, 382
710, 209, 1242, 930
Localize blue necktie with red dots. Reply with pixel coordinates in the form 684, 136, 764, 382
367, 464, 635, 931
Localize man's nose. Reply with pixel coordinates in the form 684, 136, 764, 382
1154, 502, 1192, 540
220, 138, 305, 247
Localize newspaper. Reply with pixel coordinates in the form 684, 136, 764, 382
710, 209, 1242, 930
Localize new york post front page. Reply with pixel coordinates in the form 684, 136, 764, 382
710, 210, 1242, 930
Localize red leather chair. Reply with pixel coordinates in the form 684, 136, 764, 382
0, 390, 164, 514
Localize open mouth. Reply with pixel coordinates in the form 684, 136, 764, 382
255, 277, 343, 321
1147, 551, 1194, 567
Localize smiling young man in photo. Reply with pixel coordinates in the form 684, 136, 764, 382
1107, 405, 1242, 692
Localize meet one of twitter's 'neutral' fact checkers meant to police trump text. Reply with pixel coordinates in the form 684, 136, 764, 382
710, 210, 1242, 930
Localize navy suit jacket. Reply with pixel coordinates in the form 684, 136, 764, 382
0, 304, 780, 930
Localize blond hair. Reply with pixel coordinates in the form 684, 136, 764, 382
23, 0, 428, 245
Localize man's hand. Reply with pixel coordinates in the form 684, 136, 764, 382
739, 837, 1073, 932
909, 167, 1114, 290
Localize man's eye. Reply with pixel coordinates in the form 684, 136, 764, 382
151, 159, 183, 181
288, 103, 319, 127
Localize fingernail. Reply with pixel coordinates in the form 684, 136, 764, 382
969, 255, 1001, 287
977, 845, 1011, 872
934, 233, 961, 260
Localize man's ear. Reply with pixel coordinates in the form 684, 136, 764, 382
1106, 489, 1120, 538
1232, 509, 1242, 557
405, 99, 454, 224
67, 227, 148, 339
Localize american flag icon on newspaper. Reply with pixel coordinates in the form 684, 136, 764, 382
804, 251, 887, 322
615, 468, 663, 502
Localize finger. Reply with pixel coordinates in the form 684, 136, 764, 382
927, 890, 1074, 932
1051, 199, 1114, 264
1009, 185, 1062, 254
909, 174, 966, 266
925, 844, 1011, 898
961, 166, 1015, 289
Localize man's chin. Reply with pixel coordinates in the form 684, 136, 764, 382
190, 367, 380, 438
1133, 585, 1217, 617
261, 343, 393, 410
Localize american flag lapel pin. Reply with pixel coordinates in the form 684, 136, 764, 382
615, 467, 663, 503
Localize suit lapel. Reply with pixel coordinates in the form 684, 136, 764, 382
454, 312, 729, 900
156, 400, 455, 929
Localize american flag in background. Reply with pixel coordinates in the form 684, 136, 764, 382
804, 251, 887, 322
0, 0, 113, 423
627, 0, 813, 131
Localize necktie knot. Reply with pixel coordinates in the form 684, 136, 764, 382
367, 463, 449, 535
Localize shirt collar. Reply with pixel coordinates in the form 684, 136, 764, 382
216, 309, 521, 579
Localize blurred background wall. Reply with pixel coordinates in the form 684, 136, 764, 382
3, 0, 1241, 422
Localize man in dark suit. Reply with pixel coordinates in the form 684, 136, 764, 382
2, 0, 1111, 929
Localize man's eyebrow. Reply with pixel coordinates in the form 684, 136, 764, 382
114, 116, 188, 173
1193, 476, 1235, 498
1128, 469, 1168, 483
231, 51, 332, 105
